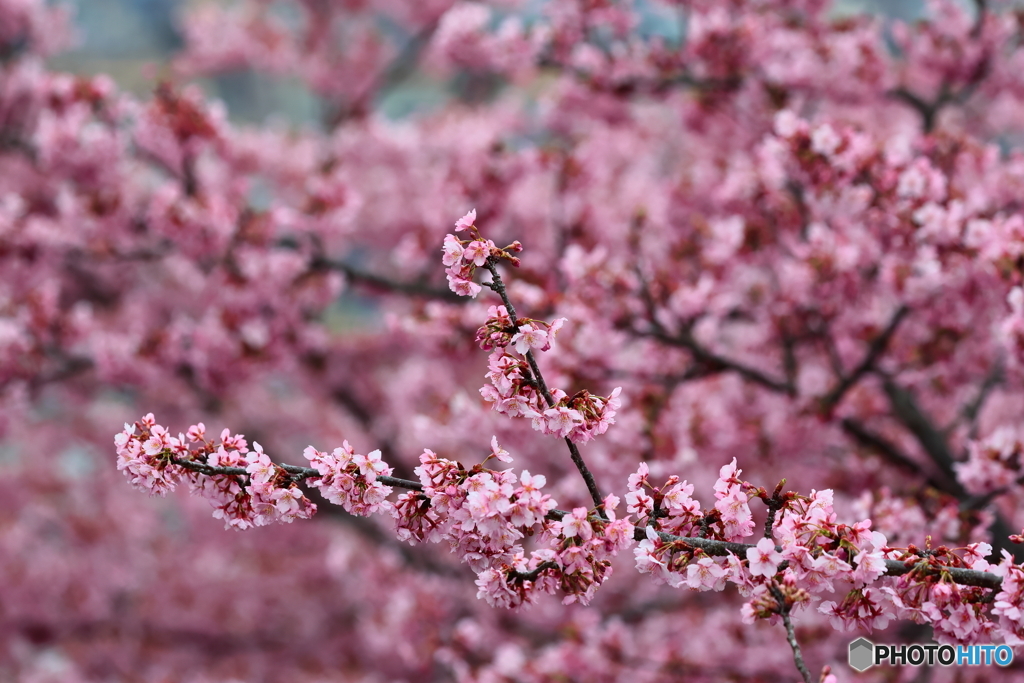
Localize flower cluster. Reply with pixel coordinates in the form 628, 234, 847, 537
115, 413, 189, 495
627, 457, 1024, 645
303, 442, 394, 516
480, 350, 623, 443
116, 414, 316, 529
957, 427, 1024, 495
993, 563, 1024, 644
442, 209, 522, 297
394, 446, 634, 609
474, 304, 566, 354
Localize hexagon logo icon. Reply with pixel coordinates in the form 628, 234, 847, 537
849, 638, 874, 672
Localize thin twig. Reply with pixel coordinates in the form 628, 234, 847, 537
311, 255, 464, 302
769, 584, 813, 683
633, 326, 794, 395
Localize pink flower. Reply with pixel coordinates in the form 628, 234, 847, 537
489, 436, 512, 463
686, 556, 728, 591
245, 442, 276, 483
448, 274, 482, 298
442, 234, 464, 266
810, 123, 841, 157
186, 422, 206, 442
852, 549, 887, 584
462, 239, 493, 266
520, 471, 544, 497
746, 538, 783, 577
454, 209, 476, 232
542, 406, 584, 437
627, 462, 649, 490
353, 449, 390, 479
560, 507, 593, 541
510, 323, 548, 354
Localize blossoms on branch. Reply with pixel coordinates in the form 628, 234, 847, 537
394, 447, 634, 608
623, 457, 1024, 644
117, 414, 317, 529
303, 442, 394, 517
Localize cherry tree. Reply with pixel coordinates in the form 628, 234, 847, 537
6, 0, 1024, 680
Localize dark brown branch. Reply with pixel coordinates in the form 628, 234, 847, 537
882, 379, 964, 496
881, 378, 1022, 560
948, 359, 1003, 440
971, 0, 988, 39
171, 456, 423, 491
887, 49, 991, 134
510, 561, 559, 583
840, 417, 955, 493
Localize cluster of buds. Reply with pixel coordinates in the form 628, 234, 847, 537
474, 304, 565, 354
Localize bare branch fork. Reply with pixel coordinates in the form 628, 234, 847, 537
817, 304, 909, 415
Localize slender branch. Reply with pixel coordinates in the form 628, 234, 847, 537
324, 20, 440, 129
781, 329, 798, 392
769, 584, 812, 683
972, 0, 988, 39
881, 379, 964, 496
311, 255, 464, 302
510, 561, 559, 582
887, 38, 991, 134
171, 456, 423, 491
633, 325, 794, 395
961, 472, 1024, 512
483, 261, 608, 516
627, 242, 794, 396
946, 359, 1003, 440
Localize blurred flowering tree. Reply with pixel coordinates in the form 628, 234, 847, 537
8, 0, 1024, 680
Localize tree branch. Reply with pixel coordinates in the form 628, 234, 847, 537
881, 378, 1022, 560
311, 255, 465, 302
840, 417, 956, 493
633, 325, 794, 395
